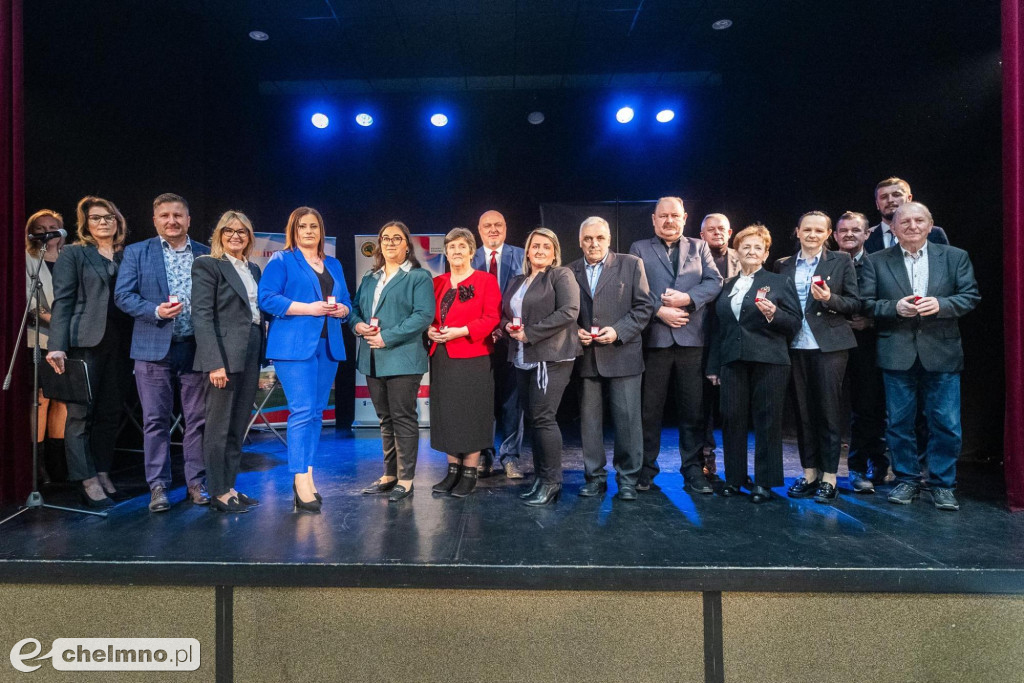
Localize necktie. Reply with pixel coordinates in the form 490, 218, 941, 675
489, 251, 498, 277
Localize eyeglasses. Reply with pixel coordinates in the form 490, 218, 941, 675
222, 228, 249, 238
380, 235, 405, 245
88, 214, 117, 224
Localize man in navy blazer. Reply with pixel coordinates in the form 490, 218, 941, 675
865, 177, 949, 253
114, 193, 211, 512
569, 217, 653, 501
698, 213, 740, 477
861, 202, 979, 511
471, 210, 527, 478
628, 197, 723, 493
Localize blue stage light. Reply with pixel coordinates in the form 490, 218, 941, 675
616, 107, 635, 124
656, 109, 676, 123
355, 113, 373, 127
430, 113, 449, 127
311, 113, 329, 129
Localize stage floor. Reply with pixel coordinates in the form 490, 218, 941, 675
2, 429, 1022, 593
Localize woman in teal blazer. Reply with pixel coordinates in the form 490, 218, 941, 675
350, 221, 434, 502
258, 207, 351, 512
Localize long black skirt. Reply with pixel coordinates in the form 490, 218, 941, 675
429, 345, 495, 455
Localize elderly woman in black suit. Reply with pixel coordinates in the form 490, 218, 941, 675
706, 224, 802, 503
501, 227, 581, 506
774, 211, 859, 504
191, 211, 265, 513
45, 196, 134, 507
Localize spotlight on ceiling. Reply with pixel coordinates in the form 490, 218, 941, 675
311, 113, 329, 129
430, 113, 449, 127
527, 111, 545, 125
656, 109, 676, 123
355, 113, 374, 127
615, 107, 635, 124
712, 19, 733, 30
248, 30, 270, 41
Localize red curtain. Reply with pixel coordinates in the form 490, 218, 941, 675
1005, 0, 1024, 512
0, 0, 28, 506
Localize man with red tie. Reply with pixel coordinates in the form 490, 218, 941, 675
471, 210, 526, 477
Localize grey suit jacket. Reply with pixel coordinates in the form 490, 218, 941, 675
628, 236, 723, 348
26, 253, 56, 348
569, 252, 653, 378
501, 267, 582, 364
773, 249, 859, 353
861, 243, 980, 372
48, 244, 123, 351
191, 255, 264, 374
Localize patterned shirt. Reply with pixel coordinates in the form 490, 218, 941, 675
161, 237, 196, 338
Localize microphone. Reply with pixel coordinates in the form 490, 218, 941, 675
28, 228, 67, 242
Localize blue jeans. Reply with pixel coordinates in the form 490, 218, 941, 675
882, 360, 962, 489
275, 339, 339, 474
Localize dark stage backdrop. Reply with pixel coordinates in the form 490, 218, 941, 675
17, 2, 1005, 481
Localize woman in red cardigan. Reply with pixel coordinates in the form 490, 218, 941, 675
426, 227, 502, 497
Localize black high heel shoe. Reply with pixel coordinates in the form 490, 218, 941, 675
519, 478, 543, 500
523, 482, 561, 506
80, 488, 115, 508
293, 483, 322, 512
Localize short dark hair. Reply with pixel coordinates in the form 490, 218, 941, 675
837, 211, 869, 230
874, 177, 911, 198
153, 193, 189, 212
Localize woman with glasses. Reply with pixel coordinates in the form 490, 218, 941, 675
351, 221, 434, 502
46, 197, 134, 507
25, 209, 68, 484
191, 211, 265, 513
426, 227, 501, 498
501, 228, 581, 506
258, 207, 351, 512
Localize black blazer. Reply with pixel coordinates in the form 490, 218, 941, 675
706, 269, 802, 375
773, 249, 858, 352
569, 252, 653, 378
501, 267, 582, 364
48, 244, 127, 351
191, 255, 265, 374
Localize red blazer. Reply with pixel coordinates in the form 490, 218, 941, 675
430, 270, 501, 358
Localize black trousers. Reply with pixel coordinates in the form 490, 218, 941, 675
367, 373, 423, 480
579, 374, 643, 485
64, 325, 132, 482
516, 360, 573, 484
491, 337, 523, 459
790, 348, 848, 474
203, 325, 262, 498
845, 331, 888, 475
640, 345, 704, 480
719, 360, 790, 488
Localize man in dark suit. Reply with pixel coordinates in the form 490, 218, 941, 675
699, 213, 740, 477
569, 217, 653, 501
115, 193, 211, 512
861, 202, 979, 511
865, 177, 949, 253
471, 210, 527, 478
629, 197, 723, 493
836, 211, 889, 492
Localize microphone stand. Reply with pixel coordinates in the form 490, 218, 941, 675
1, 251, 108, 524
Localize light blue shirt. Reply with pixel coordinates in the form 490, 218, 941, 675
584, 253, 608, 296
160, 237, 196, 338
791, 250, 821, 350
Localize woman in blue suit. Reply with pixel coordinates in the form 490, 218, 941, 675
258, 207, 351, 512
350, 221, 434, 502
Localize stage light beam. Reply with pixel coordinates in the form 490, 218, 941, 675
311, 113, 329, 129
355, 113, 373, 127
656, 109, 676, 123
616, 107, 635, 124
430, 113, 449, 127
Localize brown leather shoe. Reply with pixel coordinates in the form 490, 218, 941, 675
188, 482, 210, 505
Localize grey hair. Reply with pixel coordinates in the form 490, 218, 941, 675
892, 201, 933, 226
700, 213, 731, 231
579, 216, 610, 238
444, 227, 476, 251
